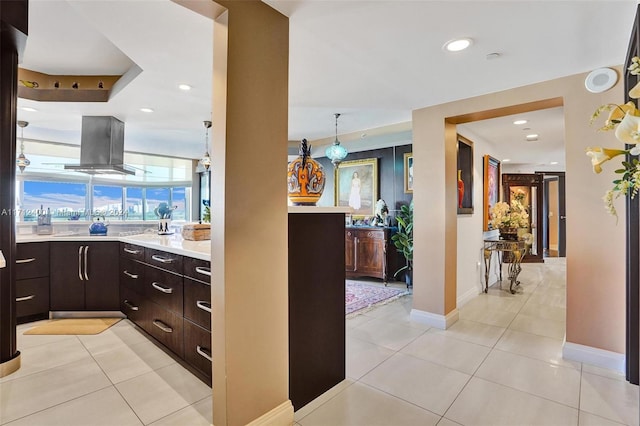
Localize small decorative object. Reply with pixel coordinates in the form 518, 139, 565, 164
489, 201, 529, 238
182, 223, 211, 241
89, 216, 109, 236
287, 138, 326, 205
98, 80, 104, 89
19, 80, 38, 88
325, 113, 348, 167
457, 169, 464, 209
53, 81, 60, 88
374, 199, 389, 227
72, 82, 79, 89
587, 55, 640, 218
154, 202, 177, 235
16, 121, 30, 173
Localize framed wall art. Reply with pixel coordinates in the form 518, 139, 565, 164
483, 155, 501, 230
404, 152, 413, 193
335, 158, 378, 217
457, 135, 474, 214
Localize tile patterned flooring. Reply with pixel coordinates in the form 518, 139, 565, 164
0, 258, 638, 425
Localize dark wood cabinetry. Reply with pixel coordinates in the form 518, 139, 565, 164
15, 242, 50, 322
50, 241, 119, 311
345, 227, 398, 282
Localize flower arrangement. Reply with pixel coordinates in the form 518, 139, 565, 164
587, 57, 640, 218
489, 200, 529, 230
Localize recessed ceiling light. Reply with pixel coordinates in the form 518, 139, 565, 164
550, 161, 559, 165
21, 107, 37, 112
178, 84, 192, 91
525, 134, 539, 141
503, 158, 511, 162
140, 108, 154, 113
443, 38, 472, 52
513, 119, 527, 125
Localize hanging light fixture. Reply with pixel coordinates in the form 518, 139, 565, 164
325, 113, 348, 167
200, 120, 212, 171
16, 120, 30, 173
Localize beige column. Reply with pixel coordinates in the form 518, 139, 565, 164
211, 2, 291, 425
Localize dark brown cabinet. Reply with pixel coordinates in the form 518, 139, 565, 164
50, 241, 119, 311
345, 227, 398, 282
15, 242, 50, 322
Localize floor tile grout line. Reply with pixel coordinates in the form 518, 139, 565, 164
294, 380, 358, 424
352, 380, 446, 419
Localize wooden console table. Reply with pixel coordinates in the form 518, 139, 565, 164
483, 239, 527, 294
345, 226, 399, 283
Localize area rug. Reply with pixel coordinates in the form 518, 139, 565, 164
346, 281, 409, 317
23, 318, 121, 335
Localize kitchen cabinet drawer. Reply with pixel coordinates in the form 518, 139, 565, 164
121, 242, 145, 262
120, 285, 147, 327
16, 242, 49, 280
184, 277, 211, 331
183, 257, 211, 284
184, 319, 212, 384
145, 265, 183, 315
145, 248, 183, 274
16, 277, 49, 318
120, 256, 145, 293
148, 301, 184, 358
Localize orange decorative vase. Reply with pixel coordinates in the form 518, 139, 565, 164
287, 139, 326, 206
457, 169, 464, 209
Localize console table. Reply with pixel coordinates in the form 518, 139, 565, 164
345, 226, 399, 283
483, 239, 527, 294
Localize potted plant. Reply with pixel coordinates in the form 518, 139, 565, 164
391, 200, 413, 287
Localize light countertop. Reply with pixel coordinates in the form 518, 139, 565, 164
0, 250, 5, 268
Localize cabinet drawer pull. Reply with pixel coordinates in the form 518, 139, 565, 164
152, 282, 173, 294
123, 300, 139, 311
151, 255, 174, 264
196, 300, 212, 313
196, 345, 212, 362
195, 266, 211, 277
78, 246, 84, 281
123, 270, 139, 279
123, 247, 141, 255
152, 320, 173, 333
16, 294, 35, 302
84, 245, 89, 281
16, 258, 36, 264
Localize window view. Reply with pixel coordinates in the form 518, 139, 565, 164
171, 187, 187, 221
22, 181, 87, 222
125, 187, 144, 220
93, 185, 124, 219
145, 187, 171, 220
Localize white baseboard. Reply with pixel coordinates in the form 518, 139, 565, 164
457, 286, 478, 308
410, 308, 459, 329
562, 340, 625, 373
246, 400, 294, 426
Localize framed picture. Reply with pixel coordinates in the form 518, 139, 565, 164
483, 155, 501, 230
404, 152, 413, 193
457, 135, 474, 214
335, 158, 378, 217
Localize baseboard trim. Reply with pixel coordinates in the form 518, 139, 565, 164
410, 308, 459, 329
562, 340, 625, 373
457, 286, 478, 308
246, 400, 294, 426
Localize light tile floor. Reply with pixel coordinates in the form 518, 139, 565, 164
1, 258, 638, 425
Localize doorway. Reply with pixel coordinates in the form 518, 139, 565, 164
540, 172, 566, 258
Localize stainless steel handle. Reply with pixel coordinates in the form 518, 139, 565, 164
152, 282, 173, 294
123, 247, 141, 255
16, 295, 35, 302
78, 246, 84, 281
84, 245, 89, 281
560, 215, 566, 219
196, 345, 212, 362
354, 237, 358, 272
123, 300, 139, 311
151, 255, 174, 264
196, 300, 212, 313
16, 258, 36, 264
195, 266, 211, 276
152, 320, 173, 333
123, 270, 139, 279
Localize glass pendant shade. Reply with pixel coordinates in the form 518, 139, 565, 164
200, 152, 211, 170
16, 120, 30, 173
325, 113, 348, 167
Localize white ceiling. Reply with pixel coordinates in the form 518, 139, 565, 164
17, 0, 639, 169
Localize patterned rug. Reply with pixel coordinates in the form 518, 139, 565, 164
346, 281, 409, 317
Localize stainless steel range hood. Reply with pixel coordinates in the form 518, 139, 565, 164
64, 116, 135, 175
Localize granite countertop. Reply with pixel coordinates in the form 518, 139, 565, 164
17, 233, 211, 261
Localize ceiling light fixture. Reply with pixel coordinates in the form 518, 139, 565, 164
140, 107, 154, 113
513, 119, 528, 125
21, 107, 37, 112
178, 84, 192, 91
550, 161, 559, 165
503, 158, 511, 162
525, 134, 539, 141
443, 38, 472, 52
325, 113, 348, 167
16, 120, 30, 173
200, 120, 212, 171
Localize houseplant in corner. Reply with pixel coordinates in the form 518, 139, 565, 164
391, 200, 413, 288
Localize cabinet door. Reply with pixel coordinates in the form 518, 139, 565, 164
345, 230, 356, 272
355, 231, 385, 277
50, 242, 85, 311
85, 242, 119, 311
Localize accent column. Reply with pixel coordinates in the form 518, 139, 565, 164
0, 0, 28, 378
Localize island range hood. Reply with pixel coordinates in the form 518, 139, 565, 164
64, 116, 135, 175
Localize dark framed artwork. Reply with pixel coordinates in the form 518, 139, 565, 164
404, 152, 413, 193
483, 155, 501, 230
335, 158, 378, 218
457, 135, 474, 214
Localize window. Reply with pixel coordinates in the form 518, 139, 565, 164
93, 185, 124, 219
171, 187, 187, 220
145, 188, 171, 220
125, 187, 144, 220
22, 181, 87, 221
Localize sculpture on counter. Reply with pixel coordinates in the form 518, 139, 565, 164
371, 199, 389, 227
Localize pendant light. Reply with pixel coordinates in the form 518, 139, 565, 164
325, 113, 348, 167
16, 120, 30, 173
200, 120, 212, 171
